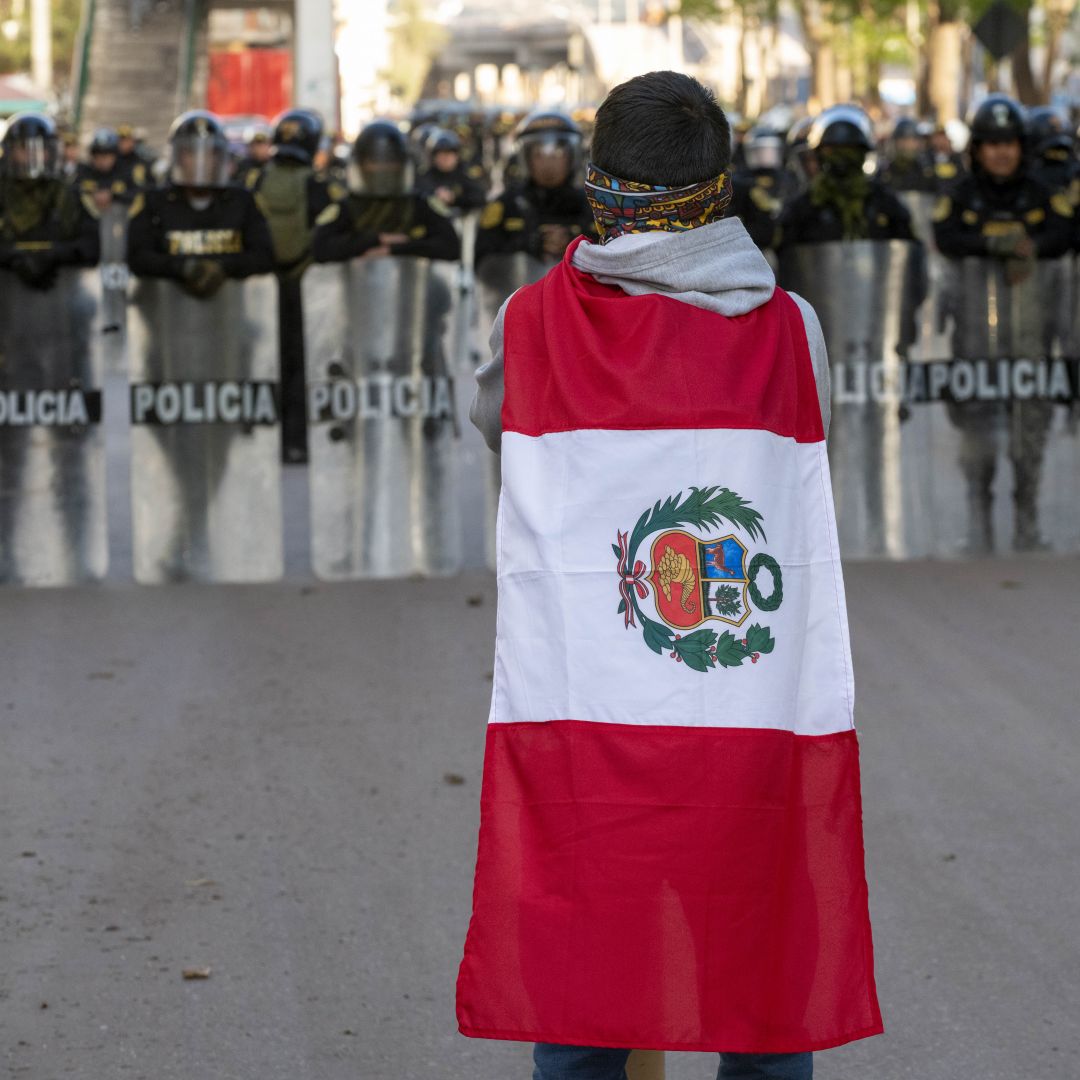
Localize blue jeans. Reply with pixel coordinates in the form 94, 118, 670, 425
532, 1044, 812, 1080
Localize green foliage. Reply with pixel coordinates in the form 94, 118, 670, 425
627, 486, 766, 566
0, 0, 83, 81
711, 584, 742, 618
384, 0, 448, 104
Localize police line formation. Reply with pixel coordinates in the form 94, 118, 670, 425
2, 96, 1079, 586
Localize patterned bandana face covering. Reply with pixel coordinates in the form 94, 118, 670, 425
585, 162, 734, 244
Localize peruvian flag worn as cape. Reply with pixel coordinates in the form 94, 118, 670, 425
456, 237, 882, 1052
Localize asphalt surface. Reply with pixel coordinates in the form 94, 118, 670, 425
2, 555, 1078, 1080
4, 341, 1080, 1078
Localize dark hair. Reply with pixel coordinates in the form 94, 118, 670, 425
590, 71, 731, 187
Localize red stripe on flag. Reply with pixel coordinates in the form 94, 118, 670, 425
502, 246, 825, 444
457, 720, 882, 1052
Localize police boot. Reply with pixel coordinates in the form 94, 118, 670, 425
1012, 487, 1050, 552
965, 491, 994, 555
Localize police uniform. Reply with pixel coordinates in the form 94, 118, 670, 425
1027, 107, 1080, 209
0, 178, 100, 288
75, 161, 139, 205
312, 193, 459, 262
729, 127, 793, 251
777, 106, 918, 247
877, 153, 938, 194
476, 183, 595, 262
730, 170, 791, 251
933, 95, 1074, 552
416, 163, 487, 212
932, 172, 1073, 260
250, 109, 348, 462
778, 180, 917, 245
126, 184, 274, 282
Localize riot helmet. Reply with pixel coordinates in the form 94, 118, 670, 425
90, 127, 120, 157
514, 110, 582, 188
785, 115, 817, 185
168, 110, 231, 188
892, 117, 920, 142
1027, 106, 1072, 157
0, 112, 61, 181
350, 121, 414, 196
807, 105, 875, 178
807, 105, 875, 153
743, 126, 785, 171
272, 108, 323, 165
426, 127, 462, 174
968, 95, 1026, 181
968, 95, 1025, 146
890, 116, 923, 161
427, 127, 462, 156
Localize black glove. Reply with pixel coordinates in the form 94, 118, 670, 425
179, 258, 227, 299
12, 251, 58, 291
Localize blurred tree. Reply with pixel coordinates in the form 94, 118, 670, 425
383, 0, 448, 106
0, 0, 82, 85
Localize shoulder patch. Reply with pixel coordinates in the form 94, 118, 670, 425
427, 195, 451, 217
467, 165, 485, 180
328, 182, 347, 202
315, 202, 341, 227
961, 209, 979, 226
1024, 207, 1046, 225
1050, 192, 1074, 219
127, 193, 146, 220
749, 186, 779, 213
935, 162, 958, 180
480, 200, 504, 229
932, 196, 952, 223
80, 193, 101, 220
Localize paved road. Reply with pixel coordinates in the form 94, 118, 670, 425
2, 555, 1078, 1079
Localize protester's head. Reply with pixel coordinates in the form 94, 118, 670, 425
585, 72, 734, 243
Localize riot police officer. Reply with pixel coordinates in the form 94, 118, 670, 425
126, 110, 274, 298
784, 115, 818, 194
730, 125, 792, 250
249, 108, 345, 463
778, 105, 917, 246
76, 127, 139, 212
0, 113, 100, 290
877, 117, 936, 193
1027, 106, 1080, 206
416, 128, 487, 212
933, 96, 1072, 271
933, 94, 1073, 552
475, 110, 595, 264
114, 123, 148, 191
926, 123, 965, 189
312, 121, 460, 264
234, 122, 273, 186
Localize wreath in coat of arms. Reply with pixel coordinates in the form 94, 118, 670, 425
614, 486, 784, 673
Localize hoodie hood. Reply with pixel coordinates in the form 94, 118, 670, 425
570, 216, 775, 318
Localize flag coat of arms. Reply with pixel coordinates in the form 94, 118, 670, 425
457, 238, 882, 1053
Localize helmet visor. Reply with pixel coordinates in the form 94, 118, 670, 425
170, 133, 229, 188
3, 134, 59, 180
522, 132, 579, 185
744, 140, 784, 171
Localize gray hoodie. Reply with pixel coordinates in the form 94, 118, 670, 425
469, 216, 830, 452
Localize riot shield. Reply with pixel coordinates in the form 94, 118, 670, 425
900, 191, 952, 364
475, 251, 550, 332
95, 202, 130, 374
303, 257, 462, 579
922, 257, 1079, 555
127, 276, 282, 584
779, 240, 925, 558
0, 268, 106, 585
473, 252, 552, 569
